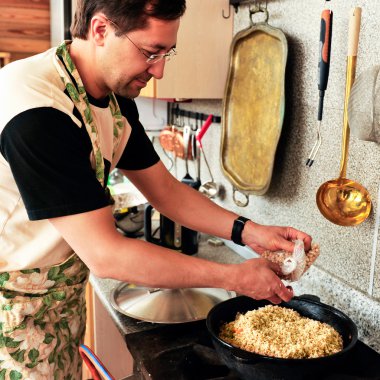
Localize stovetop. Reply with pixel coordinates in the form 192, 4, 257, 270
126, 320, 380, 380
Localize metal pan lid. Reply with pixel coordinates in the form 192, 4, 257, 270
110, 283, 236, 324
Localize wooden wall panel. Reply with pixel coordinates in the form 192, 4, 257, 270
0, 0, 49, 9
0, 0, 50, 62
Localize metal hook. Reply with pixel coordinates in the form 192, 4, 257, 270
249, 2, 269, 24
232, 188, 249, 207
222, 5, 231, 19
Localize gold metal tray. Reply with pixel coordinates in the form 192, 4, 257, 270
221, 16, 287, 205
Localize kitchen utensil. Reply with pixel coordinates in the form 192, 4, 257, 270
306, 8, 333, 167
79, 344, 115, 380
110, 282, 235, 324
206, 295, 358, 380
172, 127, 185, 159
159, 125, 177, 174
175, 124, 201, 253
220, 6, 287, 206
109, 181, 146, 236
114, 206, 144, 236
316, 7, 371, 227
181, 124, 196, 186
196, 114, 218, 198
144, 204, 199, 255
348, 65, 380, 142
191, 132, 202, 189
159, 125, 175, 152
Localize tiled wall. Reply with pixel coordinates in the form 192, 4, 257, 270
162, 1, 380, 302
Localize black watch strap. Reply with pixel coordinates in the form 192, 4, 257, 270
231, 216, 250, 246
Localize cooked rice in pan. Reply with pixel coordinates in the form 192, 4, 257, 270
219, 305, 343, 359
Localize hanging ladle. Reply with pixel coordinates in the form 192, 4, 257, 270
196, 115, 218, 198
316, 7, 371, 226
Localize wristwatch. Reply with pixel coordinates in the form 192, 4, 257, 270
231, 216, 250, 246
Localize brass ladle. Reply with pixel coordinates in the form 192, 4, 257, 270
316, 7, 371, 226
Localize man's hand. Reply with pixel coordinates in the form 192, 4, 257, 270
242, 222, 312, 255
228, 258, 293, 304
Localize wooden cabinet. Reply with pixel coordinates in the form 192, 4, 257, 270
0, 0, 50, 62
0, 52, 11, 68
140, 0, 233, 99
83, 283, 133, 379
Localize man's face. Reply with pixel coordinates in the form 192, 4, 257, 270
97, 17, 180, 98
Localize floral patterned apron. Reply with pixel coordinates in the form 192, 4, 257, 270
0, 41, 124, 379
0, 256, 88, 379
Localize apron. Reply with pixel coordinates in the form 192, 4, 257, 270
0, 41, 124, 379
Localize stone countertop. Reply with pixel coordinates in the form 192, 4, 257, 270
89, 236, 244, 336
90, 236, 380, 353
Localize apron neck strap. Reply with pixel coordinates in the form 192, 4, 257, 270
54, 41, 124, 187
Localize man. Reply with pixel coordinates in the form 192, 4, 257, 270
0, 0, 311, 377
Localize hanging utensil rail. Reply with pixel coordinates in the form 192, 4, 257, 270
169, 104, 221, 124
226, 0, 267, 16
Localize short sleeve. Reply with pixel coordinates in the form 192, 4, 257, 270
0, 107, 110, 220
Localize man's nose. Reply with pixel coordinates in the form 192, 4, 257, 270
147, 59, 166, 80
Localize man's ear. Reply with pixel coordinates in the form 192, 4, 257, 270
89, 15, 108, 46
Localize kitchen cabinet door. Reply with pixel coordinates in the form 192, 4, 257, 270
140, 0, 233, 99
83, 284, 133, 379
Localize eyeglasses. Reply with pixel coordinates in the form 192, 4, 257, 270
106, 18, 177, 65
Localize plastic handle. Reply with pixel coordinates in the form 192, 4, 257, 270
196, 114, 213, 147
318, 9, 333, 92
347, 7, 361, 57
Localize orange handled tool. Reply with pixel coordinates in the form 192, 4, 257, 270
318, 9, 333, 120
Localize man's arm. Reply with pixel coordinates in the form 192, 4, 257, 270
122, 161, 312, 254
49, 205, 291, 304
49, 160, 310, 304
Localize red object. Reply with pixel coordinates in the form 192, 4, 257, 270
79, 344, 115, 380
196, 114, 214, 147
321, 10, 333, 63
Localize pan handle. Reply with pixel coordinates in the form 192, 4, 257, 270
249, 5, 269, 25
232, 188, 249, 207
293, 294, 321, 303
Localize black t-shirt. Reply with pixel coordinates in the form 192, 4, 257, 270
0, 50, 159, 221
0, 47, 161, 270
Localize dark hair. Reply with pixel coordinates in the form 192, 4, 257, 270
71, 0, 186, 39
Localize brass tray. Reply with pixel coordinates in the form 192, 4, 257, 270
221, 12, 287, 206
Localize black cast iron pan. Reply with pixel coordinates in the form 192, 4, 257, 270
206, 295, 358, 380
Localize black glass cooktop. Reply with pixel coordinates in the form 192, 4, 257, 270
126, 320, 380, 380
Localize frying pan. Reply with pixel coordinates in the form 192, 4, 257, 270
206, 295, 358, 380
